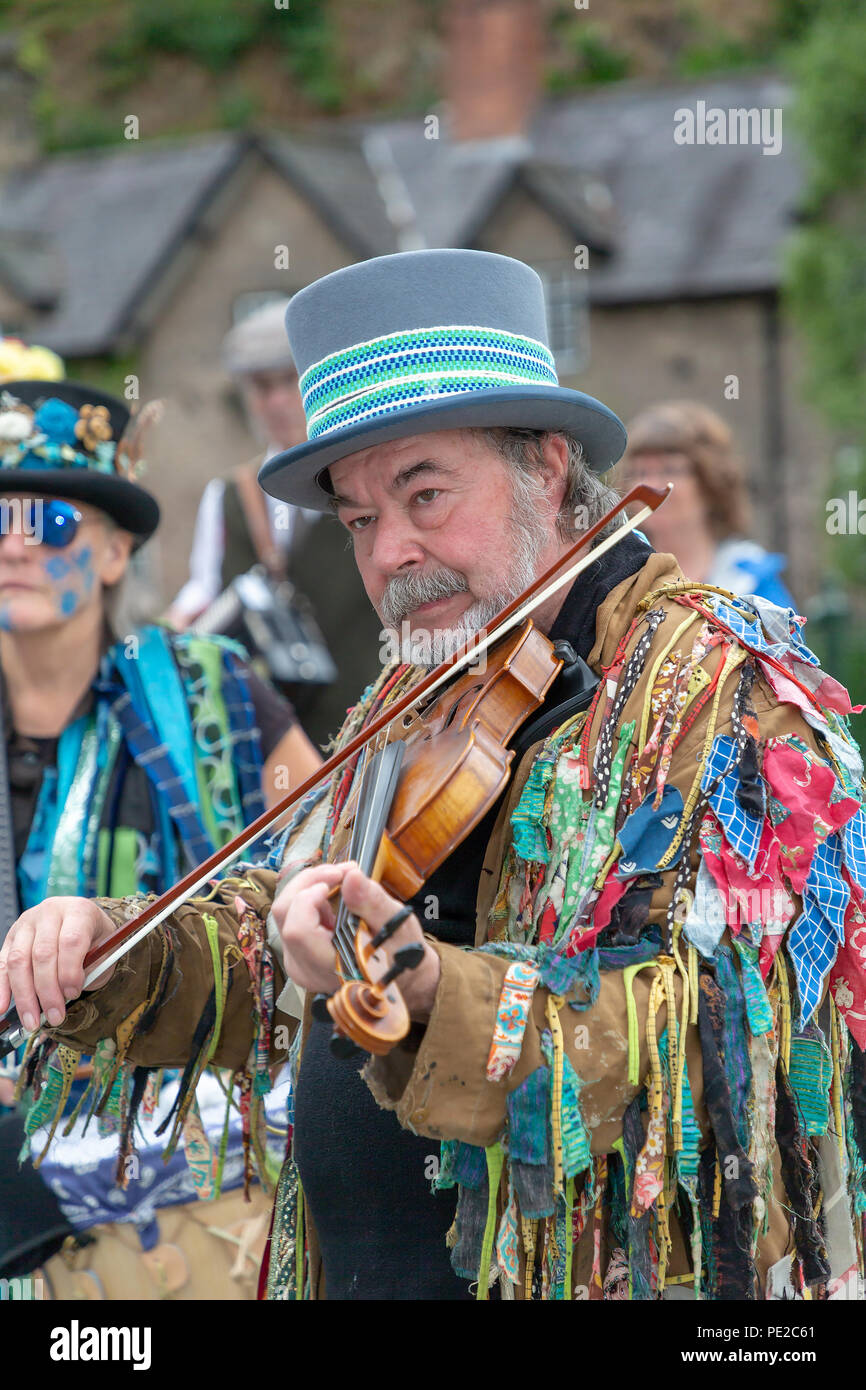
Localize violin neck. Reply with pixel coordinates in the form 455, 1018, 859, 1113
332, 740, 406, 980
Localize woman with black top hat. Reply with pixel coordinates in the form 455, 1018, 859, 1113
0, 370, 320, 1299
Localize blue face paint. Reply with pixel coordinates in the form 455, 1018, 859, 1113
44, 554, 73, 580
0, 606, 12, 631
42, 540, 98, 623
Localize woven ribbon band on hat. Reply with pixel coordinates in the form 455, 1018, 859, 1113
300, 324, 559, 439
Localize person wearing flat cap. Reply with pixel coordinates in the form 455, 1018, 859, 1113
3, 252, 866, 1302
0, 370, 319, 1296
168, 298, 382, 750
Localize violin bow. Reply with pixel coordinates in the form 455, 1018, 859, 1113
0, 482, 669, 1055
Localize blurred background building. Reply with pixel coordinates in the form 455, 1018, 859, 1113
0, 0, 862, 727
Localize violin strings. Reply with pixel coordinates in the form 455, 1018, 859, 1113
330, 746, 368, 979
333, 741, 376, 980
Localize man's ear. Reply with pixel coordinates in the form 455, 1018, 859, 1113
538, 433, 570, 512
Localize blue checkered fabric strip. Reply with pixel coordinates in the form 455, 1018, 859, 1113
787, 832, 850, 1024
806, 833, 849, 945
300, 324, 558, 440
106, 687, 214, 869
787, 907, 839, 1027
705, 594, 819, 667
219, 651, 265, 830
843, 806, 866, 899
701, 734, 763, 869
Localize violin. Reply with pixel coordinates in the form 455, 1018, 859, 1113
319, 617, 567, 1056
0, 484, 669, 1062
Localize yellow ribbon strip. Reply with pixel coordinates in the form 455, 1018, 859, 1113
295, 1181, 305, 1301
623, 960, 658, 1087
477, 1143, 505, 1301
830, 997, 846, 1169
546, 993, 566, 1192
637, 611, 700, 754
522, 1217, 539, 1300
775, 950, 792, 1073
563, 1174, 576, 1301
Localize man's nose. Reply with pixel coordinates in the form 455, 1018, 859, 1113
369, 511, 426, 575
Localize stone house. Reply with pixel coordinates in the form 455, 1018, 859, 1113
0, 4, 828, 606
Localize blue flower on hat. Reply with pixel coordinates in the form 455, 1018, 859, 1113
33, 398, 80, 447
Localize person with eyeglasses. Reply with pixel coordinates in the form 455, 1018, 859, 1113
619, 401, 796, 609
0, 375, 321, 1299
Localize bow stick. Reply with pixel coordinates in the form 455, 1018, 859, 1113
0, 482, 669, 1056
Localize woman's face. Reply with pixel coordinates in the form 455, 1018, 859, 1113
620, 450, 708, 543
0, 495, 133, 634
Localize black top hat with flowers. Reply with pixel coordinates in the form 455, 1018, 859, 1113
0, 381, 160, 539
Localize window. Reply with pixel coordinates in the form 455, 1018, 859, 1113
532, 260, 589, 376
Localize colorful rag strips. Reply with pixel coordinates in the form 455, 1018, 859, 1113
445, 584, 866, 1299
236, 585, 866, 1301
487, 960, 541, 1081
19, 627, 272, 1203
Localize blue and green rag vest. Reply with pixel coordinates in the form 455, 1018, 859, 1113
17, 626, 266, 908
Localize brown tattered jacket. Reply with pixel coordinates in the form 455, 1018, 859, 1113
50, 554, 823, 1295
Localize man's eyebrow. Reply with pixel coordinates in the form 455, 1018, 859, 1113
392, 459, 453, 490
331, 459, 453, 511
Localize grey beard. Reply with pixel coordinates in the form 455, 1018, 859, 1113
378, 497, 550, 669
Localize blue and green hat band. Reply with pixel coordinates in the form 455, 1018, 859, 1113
300, 324, 558, 441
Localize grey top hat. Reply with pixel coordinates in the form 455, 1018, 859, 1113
259, 249, 626, 510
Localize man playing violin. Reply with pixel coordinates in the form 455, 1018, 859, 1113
2, 250, 866, 1302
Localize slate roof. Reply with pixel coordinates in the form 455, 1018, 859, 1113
0, 227, 63, 311
373, 73, 802, 301
0, 73, 805, 355
0, 134, 246, 355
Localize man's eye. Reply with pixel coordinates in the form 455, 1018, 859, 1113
347, 515, 373, 532
414, 488, 440, 505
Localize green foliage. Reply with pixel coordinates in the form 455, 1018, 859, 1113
783, 2, 866, 437
219, 85, 259, 130
33, 88, 120, 152
95, 0, 344, 110
277, 0, 344, 112
782, 0, 866, 703
547, 18, 630, 93
674, 35, 760, 78
785, 229, 866, 438
104, 0, 266, 75
785, 5, 866, 210
65, 354, 141, 401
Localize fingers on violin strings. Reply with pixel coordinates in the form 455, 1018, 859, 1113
307, 880, 338, 932
283, 880, 339, 939
341, 869, 420, 941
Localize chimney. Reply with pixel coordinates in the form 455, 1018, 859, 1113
445, 0, 542, 145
